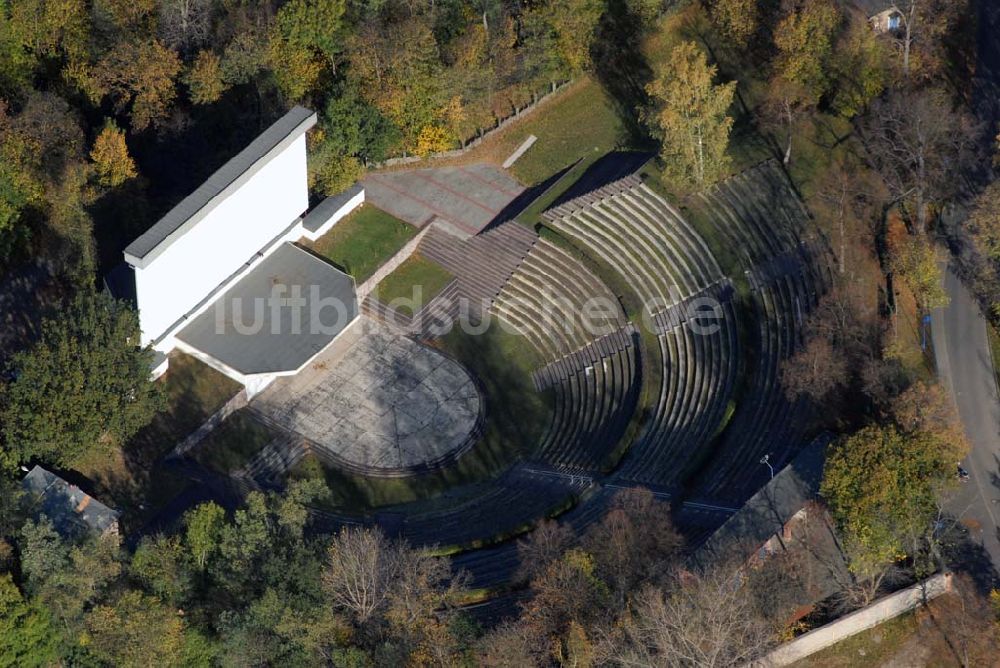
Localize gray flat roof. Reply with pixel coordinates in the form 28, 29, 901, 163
176, 242, 357, 375
22, 466, 120, 537
124, 106, 317, 267
303, 183, 364, 234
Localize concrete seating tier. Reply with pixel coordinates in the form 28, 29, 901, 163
492, 239, 627, 364
689, 277, 810, 506
685, 162, 830, 507
534, 342, 641, 472
399, 465, 590, 548
544, 182, 725, 317
419, 221, 538, 307
616, 297, 740, 489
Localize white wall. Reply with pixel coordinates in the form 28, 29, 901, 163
757, 573, 953, 667
134, 136, 310, 345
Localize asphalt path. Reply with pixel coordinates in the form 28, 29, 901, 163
932, 267, 1000, 576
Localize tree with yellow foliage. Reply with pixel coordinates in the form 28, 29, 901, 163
89, 121, 137, 187
822, 424, 964, 603
184, 50, 225, 105
708, 0, 759, 50
766, 0, 840, 164
94, 40, 181, 131
646, 41, 736, 187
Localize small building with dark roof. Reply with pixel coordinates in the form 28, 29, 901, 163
850, 0, 904, 32
692, 436, 851, 620
21, 466, 120, 538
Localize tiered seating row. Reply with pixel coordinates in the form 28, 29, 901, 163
686, 161, 830, 506
492, 239, 627, 364
399, 465, 590, 548
544, 184, 724, 316
531, 323, 637, 391
419, 221, 538, 305
534, 342, 640, 472
616, 297, 740, 489
689, 276, 809, 505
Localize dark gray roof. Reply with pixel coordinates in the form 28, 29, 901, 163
22, 466, 120, 537
693, 435, 830, 568
124, 106, 317, 267
851, 0, 897, 16
176, 242, 357, 375
303, 183, 365, 235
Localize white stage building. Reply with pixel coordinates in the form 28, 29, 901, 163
114, 106, 365, 395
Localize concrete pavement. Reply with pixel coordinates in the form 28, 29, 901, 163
932, 267, 1000, 575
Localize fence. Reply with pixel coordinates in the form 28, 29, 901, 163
757, 572, 953, 666
375, 80, 572, 168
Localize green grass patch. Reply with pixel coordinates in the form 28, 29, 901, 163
494, 78, 630, 186
307, 204, 417, 282
373, 254, 454, 317
192, 410, 275, 474
987, 322, 1000, 392
292, 325, 553, 510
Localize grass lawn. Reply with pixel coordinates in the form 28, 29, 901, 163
414, 77, 631, 188
307, 204, 417, 282
191, 409, 276, 474
76, 353, 242, 527
290, 324, 553, 510
373, 254, 454, 317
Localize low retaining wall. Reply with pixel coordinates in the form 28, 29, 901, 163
356, 225, 432, 302
759, 572, 953, 666
171, 389, 248, 458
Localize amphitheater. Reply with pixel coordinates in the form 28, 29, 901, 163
238, 156, 831, 605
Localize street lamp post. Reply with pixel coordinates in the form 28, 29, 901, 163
760, 454, 774, 479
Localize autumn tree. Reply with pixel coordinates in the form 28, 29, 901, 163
781, 336, 849, 403
520, 549, 610, 647
861, 87, 977, 234
647, 41, 736, 187
891, 0, 962, 79
607, 567, 774, 667
532, 0, 605, 75
131, 534, 194, 606
90, 121, 137, 187
93, 39, 182, 131
968, 180, 1000, 263
0, 290, 163, 468
888, 232, 948, 311
157, 0, 213, 52
275, 0, 345, 66
580, 487, 682, 605
183, 501, 225, 571
830, 12, 890, 118
888, 380, 967, 448
184, 50, 226, 104
516, 518, 575, 583
0, 573, 59, 667
708, 0, 758, 50
18, 520, 123, 629
821, 424, 965, 598
84, 590, 187, 667
766, 0, 839, 164
322, 526, 402, 628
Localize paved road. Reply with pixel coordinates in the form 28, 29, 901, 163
932, 267, 1000, 574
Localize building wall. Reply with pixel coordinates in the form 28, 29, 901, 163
134, 136, 310, 345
